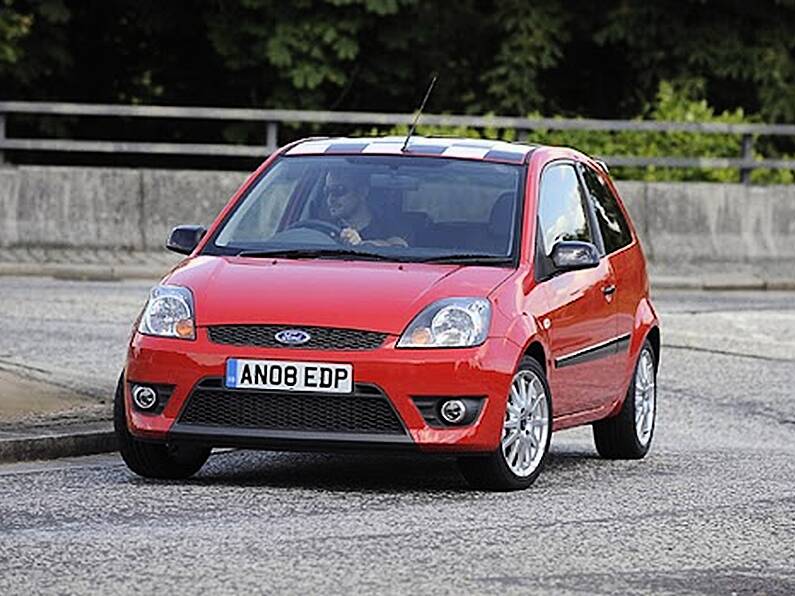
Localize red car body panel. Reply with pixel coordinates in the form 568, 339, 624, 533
124, 140, 660, 453
167, 257, 513, 333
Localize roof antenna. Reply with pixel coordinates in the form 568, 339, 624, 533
402, 74, 438, 152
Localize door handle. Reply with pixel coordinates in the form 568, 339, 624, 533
602, 284, 616, 296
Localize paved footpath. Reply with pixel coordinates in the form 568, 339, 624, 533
0, 284, 793, 594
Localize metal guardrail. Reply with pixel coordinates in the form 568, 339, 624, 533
2, 101, 795, 181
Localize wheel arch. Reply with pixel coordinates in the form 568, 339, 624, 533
523, 340, 548, 375
646, 325, 661, 372
629, 296, 660, 365
501, 310, 551, 375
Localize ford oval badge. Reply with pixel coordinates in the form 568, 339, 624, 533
274, 329, 311, 346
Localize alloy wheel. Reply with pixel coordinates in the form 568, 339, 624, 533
501, 370, 550, 477
634, 347, 656, 446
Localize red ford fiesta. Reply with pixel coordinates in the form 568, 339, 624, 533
116, 136, 660, 490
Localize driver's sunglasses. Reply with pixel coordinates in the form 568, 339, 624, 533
325, 183, 351, 198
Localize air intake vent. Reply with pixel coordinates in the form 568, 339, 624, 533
178, 380, 406, 435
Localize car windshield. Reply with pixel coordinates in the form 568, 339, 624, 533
205, 154, 524, 264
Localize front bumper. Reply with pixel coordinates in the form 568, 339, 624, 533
125, 329, 520, 453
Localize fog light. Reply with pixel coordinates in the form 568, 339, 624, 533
439, 399, 467, 424
132, 385, 158, 410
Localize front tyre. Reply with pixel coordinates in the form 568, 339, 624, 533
114, 374, 210, 479
593, 340, 657, 459
458, 357, 552, 491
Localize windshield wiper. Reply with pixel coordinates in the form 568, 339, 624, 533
236, 248, 396, 261
416, 254, 513, 265
236, 248, 512, 265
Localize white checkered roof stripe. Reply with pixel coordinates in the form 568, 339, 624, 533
285, 136, 533, 164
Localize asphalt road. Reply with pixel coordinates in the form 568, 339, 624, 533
0, 278, 794, 594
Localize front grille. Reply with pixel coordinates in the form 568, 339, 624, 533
207, 325, 387, 351
178, 379, 406, 435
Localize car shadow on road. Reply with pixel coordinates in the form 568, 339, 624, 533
194, 451, 470, 493
545, 448, 601, 470
138, 446, 603, 493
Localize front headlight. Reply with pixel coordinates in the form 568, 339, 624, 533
397, 298, 491, 348
138, 285, 196, 340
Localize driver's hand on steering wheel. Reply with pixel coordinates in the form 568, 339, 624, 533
340, 227, 363, 245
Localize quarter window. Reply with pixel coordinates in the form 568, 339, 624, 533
537, 163, 593, 255
581, 165, 633, 254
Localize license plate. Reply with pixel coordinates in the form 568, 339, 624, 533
225, 358, 353, 393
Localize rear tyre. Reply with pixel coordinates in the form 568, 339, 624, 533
458, 357, 552, 491
593, 339, 657, 459
114, 374, 210, 479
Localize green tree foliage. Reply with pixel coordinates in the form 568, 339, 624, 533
528, 81, 792, 184
0, 0, 70, 87
204, 0, 412, 109
0, 1, 33, 65
202, 0, 492, 112
3, 0, 795, 122
480, 2, 570, 115
596, 0, 795, 122
381, 82, 794, 183
1, 0, 794, 180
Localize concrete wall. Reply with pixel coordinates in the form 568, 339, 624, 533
615, 181, 795, 264
1, 165, 795, 264
0, 166, 247, 251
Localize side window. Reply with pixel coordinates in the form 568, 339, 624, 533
537, 163, 593, 256
581, 165, 633, 254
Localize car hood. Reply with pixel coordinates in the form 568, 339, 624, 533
164, 256, 514, 334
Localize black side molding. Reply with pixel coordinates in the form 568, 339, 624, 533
555, 334, 631, 369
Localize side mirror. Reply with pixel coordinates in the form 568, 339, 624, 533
166, 225, 207, 255
551, 241, 600, 272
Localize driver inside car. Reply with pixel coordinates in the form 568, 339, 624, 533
324, 169, 408, 247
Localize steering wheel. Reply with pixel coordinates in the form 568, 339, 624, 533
285, 219, 343, 240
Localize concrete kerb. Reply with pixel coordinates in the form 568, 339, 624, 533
765, 278, 795, 291
0, 422, 116, 463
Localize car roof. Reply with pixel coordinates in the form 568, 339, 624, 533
283, 136, 536, 165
